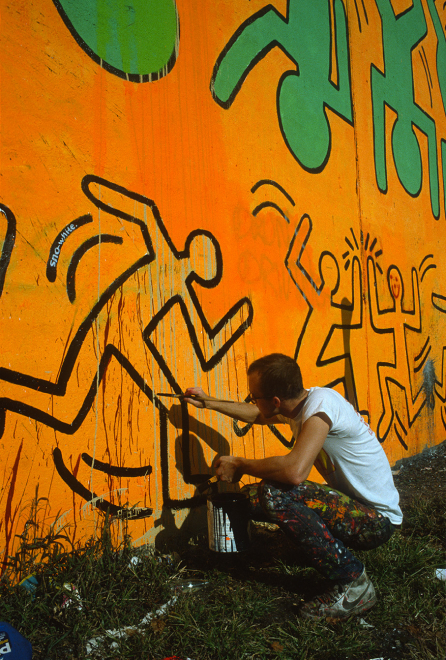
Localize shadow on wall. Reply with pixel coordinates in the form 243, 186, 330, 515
154, 409, 232, 550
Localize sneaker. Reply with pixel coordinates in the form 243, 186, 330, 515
299, 569, 377, 620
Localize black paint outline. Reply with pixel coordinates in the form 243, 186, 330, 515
46, 214, 93, 283
252, 201, 290, 223
67, 234, 123, 303
0, 175, 254, 516
251, 179, 295, 206
0, 205, 16, 298
53, 447, 153, 518
81, 453, 152, 478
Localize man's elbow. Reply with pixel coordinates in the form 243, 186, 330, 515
286, 465, 311, 487
288, 475, 306, 487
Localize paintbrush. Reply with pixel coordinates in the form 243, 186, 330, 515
196, 475, 219, 493
157, 393, 236, 403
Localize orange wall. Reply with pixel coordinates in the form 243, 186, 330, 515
1, 0, 445, 561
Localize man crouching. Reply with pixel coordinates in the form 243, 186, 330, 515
185, 353, 402, 620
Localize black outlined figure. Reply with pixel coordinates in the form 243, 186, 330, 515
371, 0, 439, 218
367, 257, 425, 445
0, 176, 253, 516
285, 213, 363, 410
211, 0, 353, 172
0, 205, 16, 298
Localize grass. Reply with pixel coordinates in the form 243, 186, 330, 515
0, 491, 444, 660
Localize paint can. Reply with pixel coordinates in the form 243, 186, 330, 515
207, 492, 251, 552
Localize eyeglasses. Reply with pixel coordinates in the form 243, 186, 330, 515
246, 394, 273, 404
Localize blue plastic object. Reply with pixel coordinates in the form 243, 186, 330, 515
18, 575, 38, 595
0, 622, 32, 658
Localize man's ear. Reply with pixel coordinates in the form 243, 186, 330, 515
272, 396, 281, 409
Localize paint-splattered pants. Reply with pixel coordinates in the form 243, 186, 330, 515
242, 480, 395, 582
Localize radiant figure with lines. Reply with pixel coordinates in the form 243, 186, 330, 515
367, 258, 424, 444
285, 213, 362, 410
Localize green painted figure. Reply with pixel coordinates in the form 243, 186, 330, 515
424, 0, 446, 217
371, 0, 439, 218
211, 0, 353, 172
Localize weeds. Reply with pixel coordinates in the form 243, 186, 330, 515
3, 487, 74, 584
0, 486, 444, 659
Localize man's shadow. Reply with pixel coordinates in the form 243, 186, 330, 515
156, 407, 328, 601
154, 407, 231, 551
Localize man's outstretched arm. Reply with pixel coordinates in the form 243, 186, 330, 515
183, 386, 281, 425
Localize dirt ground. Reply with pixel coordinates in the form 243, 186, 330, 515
392, 439, 446, 521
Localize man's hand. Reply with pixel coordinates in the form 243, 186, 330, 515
215, 455, 243, 483
183, 386, 211, 409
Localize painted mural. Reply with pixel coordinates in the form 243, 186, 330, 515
1, 0, 445, 563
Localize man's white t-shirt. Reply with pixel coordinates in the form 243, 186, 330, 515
276, 387, 403, 525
